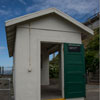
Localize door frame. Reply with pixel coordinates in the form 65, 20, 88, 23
40, 41, 64, 99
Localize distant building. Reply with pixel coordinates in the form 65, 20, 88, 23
83, 12, 100, 29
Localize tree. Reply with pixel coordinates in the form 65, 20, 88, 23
85, 28, 99, 73
49, 53, 59, 78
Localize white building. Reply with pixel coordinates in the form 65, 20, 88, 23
5, 8, 93, 100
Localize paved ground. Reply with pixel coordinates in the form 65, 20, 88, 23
86, 85, 99, 100
0, 79, 11, 100
0, 91, 11, 100
0, 84, 99, 100
41, 84, 99, 100
41, 85, 62, 99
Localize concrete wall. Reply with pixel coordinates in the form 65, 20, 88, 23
14, 14, 83, 100
41, 44, 49, 85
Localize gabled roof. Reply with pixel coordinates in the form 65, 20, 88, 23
6, 8, 93, 34
5, 8, 93, 57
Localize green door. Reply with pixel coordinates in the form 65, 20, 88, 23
64, 43, 86, 99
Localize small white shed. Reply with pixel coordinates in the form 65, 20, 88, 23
5, 8, 93, 100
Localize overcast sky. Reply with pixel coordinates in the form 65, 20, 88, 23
0, 0, 99, 66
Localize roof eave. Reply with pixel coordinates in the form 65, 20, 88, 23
5, 8, 93, 35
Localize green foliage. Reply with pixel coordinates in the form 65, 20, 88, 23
85, 28, 99, 73
49, 54, 59, 78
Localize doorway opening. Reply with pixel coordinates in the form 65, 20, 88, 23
41, 42, 63, 100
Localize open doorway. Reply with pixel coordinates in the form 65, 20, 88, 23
41, 42, 63, 100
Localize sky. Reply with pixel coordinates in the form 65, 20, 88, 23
0, 0, 99, 67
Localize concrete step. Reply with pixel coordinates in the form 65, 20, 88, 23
90, 79, 99, 83
90, 73, 99, 83
91, 77, 99, 80
93, 74, 99, 77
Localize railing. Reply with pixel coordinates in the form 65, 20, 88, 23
87, 12, 100, 20
0, 78, 11, 100
83, 12, 100, 24
0, 67, 13, 75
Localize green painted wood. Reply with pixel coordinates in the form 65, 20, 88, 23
64, 43, 86, 99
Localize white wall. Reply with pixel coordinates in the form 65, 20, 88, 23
14, 14, 83, 100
